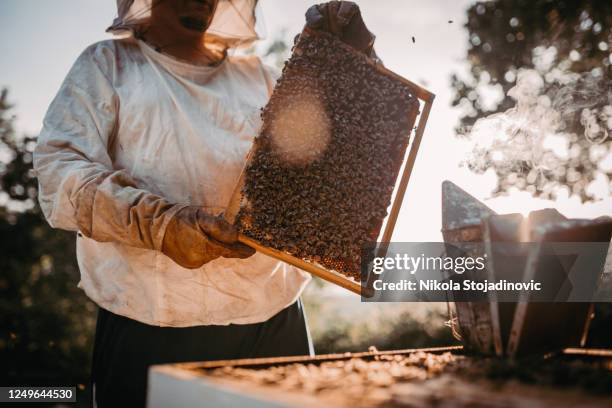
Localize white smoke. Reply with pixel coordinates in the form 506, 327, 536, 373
466, 67, 611, 198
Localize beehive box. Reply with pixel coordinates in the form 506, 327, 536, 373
224, 28, 434, 294
147, 347, 612, 408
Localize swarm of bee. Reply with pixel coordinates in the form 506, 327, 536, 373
236, 30, 420, 280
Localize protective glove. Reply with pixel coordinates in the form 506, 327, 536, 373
162, 206, 255, 269
305, 1, 376, 57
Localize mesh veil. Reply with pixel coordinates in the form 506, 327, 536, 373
107, 0, 264, 50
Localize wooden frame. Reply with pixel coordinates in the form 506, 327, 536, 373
224, 28, 435, 296
175, 345, 462, 370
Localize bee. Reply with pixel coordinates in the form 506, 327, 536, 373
237, 32, 419, 280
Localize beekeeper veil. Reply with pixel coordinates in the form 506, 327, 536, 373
107, 0, 263, 55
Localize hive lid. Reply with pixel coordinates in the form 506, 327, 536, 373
441, 180, 496, 231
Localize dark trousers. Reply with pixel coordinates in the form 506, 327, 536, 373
91, 299, 313, 408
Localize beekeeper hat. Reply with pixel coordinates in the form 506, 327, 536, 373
107, 0, 264, 49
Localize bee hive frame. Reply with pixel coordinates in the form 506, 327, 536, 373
224, 28, 434, 296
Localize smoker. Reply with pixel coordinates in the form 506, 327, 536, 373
442, 180, 612, 357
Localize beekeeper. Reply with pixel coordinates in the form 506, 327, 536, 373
34, 0, 375, 406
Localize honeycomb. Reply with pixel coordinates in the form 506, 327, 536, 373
236, 29, 420, 280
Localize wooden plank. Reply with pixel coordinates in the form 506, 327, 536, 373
238, 235, 365, 296
379, 97, 433, 244
177, 346, 464, 370
440, 181, 496, 355
562, 348, 612, 358
224, 148, 253, 224
481, 213, 524, 357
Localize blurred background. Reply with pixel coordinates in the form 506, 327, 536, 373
1, 0, 611, 405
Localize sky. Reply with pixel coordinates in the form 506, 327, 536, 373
0, 0, 610, 245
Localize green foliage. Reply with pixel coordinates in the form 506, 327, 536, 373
311, 309, 459, 354
0, 89, 96, 397
452, 0, 611, 200
453, 0, 611, 127
302, 282, 457, 354
452, 0, 612, 348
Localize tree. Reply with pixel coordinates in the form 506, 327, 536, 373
452, 0, 612, 347
0, 89, 96, 404
452, 0, 611, 201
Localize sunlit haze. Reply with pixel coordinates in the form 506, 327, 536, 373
0, 0, 609, 243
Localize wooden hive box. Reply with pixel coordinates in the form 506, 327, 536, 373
147, 347, 612, 407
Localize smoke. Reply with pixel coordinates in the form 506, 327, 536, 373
466, 68, 611, 196
550, 72, 612, 144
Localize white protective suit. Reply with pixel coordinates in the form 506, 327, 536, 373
34, 0, 311, 327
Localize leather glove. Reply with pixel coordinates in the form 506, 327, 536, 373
305, 1, 376, 57
162, 206, 255, 269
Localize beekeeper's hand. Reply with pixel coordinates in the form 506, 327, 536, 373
162, 206, 255, 269
305, 1, 376, 57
